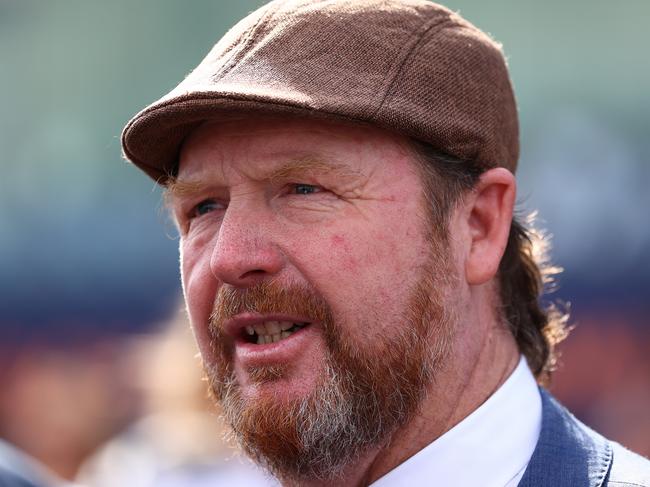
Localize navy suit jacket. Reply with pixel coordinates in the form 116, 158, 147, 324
0, 466, 42, 487
520, 389, 650, 486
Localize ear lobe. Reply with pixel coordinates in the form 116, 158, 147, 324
465, 168, 516, 285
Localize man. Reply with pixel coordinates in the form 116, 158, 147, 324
121, 1, 650, 485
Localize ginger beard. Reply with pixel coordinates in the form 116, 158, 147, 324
205, 252, 455, 483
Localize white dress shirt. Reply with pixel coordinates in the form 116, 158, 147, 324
372, 356, 542, 487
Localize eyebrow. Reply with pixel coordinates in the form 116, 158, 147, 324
165, 155, 361, 201
165, 178, 210, 199
267, 155, 361, 181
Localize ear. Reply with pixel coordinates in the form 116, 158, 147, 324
463, 168, 516, 285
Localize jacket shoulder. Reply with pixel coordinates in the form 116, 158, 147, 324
0, 465, 44, 487
519, 389, 650, 487
606, 441, 650, 486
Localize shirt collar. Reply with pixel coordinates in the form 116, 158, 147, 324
372, 356, 542, 487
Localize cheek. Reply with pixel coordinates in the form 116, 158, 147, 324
286, 221, 426, 338
328, 234, 362, 271
321, 217, 418, 273
180, 238, 219, 359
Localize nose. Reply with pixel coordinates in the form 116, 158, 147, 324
209, 206, 285, 287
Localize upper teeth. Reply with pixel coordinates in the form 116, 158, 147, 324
246, 321, 304, 345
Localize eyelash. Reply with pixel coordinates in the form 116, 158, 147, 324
290, 183, 323, 195
190, 199, 224, 219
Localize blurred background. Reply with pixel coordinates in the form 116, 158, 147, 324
0, 0, 648, 484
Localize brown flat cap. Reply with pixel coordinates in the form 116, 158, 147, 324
121, 0, 519, 184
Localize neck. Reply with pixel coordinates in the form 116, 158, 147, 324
291, 308, 520, 487
367, 327, 519, 484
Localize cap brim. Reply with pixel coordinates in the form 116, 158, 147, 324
121, 93, 366, 185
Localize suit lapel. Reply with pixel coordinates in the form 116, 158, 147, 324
518, 389, 612, 487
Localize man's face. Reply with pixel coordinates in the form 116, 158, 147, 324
172, 117, 456, 480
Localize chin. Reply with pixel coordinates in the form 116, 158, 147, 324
237, 362, 324, 403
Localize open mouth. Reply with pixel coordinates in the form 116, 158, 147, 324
243, 321, 309, 345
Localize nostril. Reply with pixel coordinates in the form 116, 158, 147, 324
240, 269, 267, 280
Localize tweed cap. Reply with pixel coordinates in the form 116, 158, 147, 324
121, 0, 519, 184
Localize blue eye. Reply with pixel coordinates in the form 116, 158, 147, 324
193, 199, 222, 217
292, 184, 322, 195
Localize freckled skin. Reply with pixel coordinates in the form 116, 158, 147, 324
328, 234, 359, 270
330, 234, 345, 247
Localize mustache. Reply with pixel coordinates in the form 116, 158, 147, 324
209, 281, 334, 336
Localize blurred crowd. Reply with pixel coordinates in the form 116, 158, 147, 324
0, 306, 273, 486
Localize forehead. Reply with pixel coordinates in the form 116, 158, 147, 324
176, 116, 416, 183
